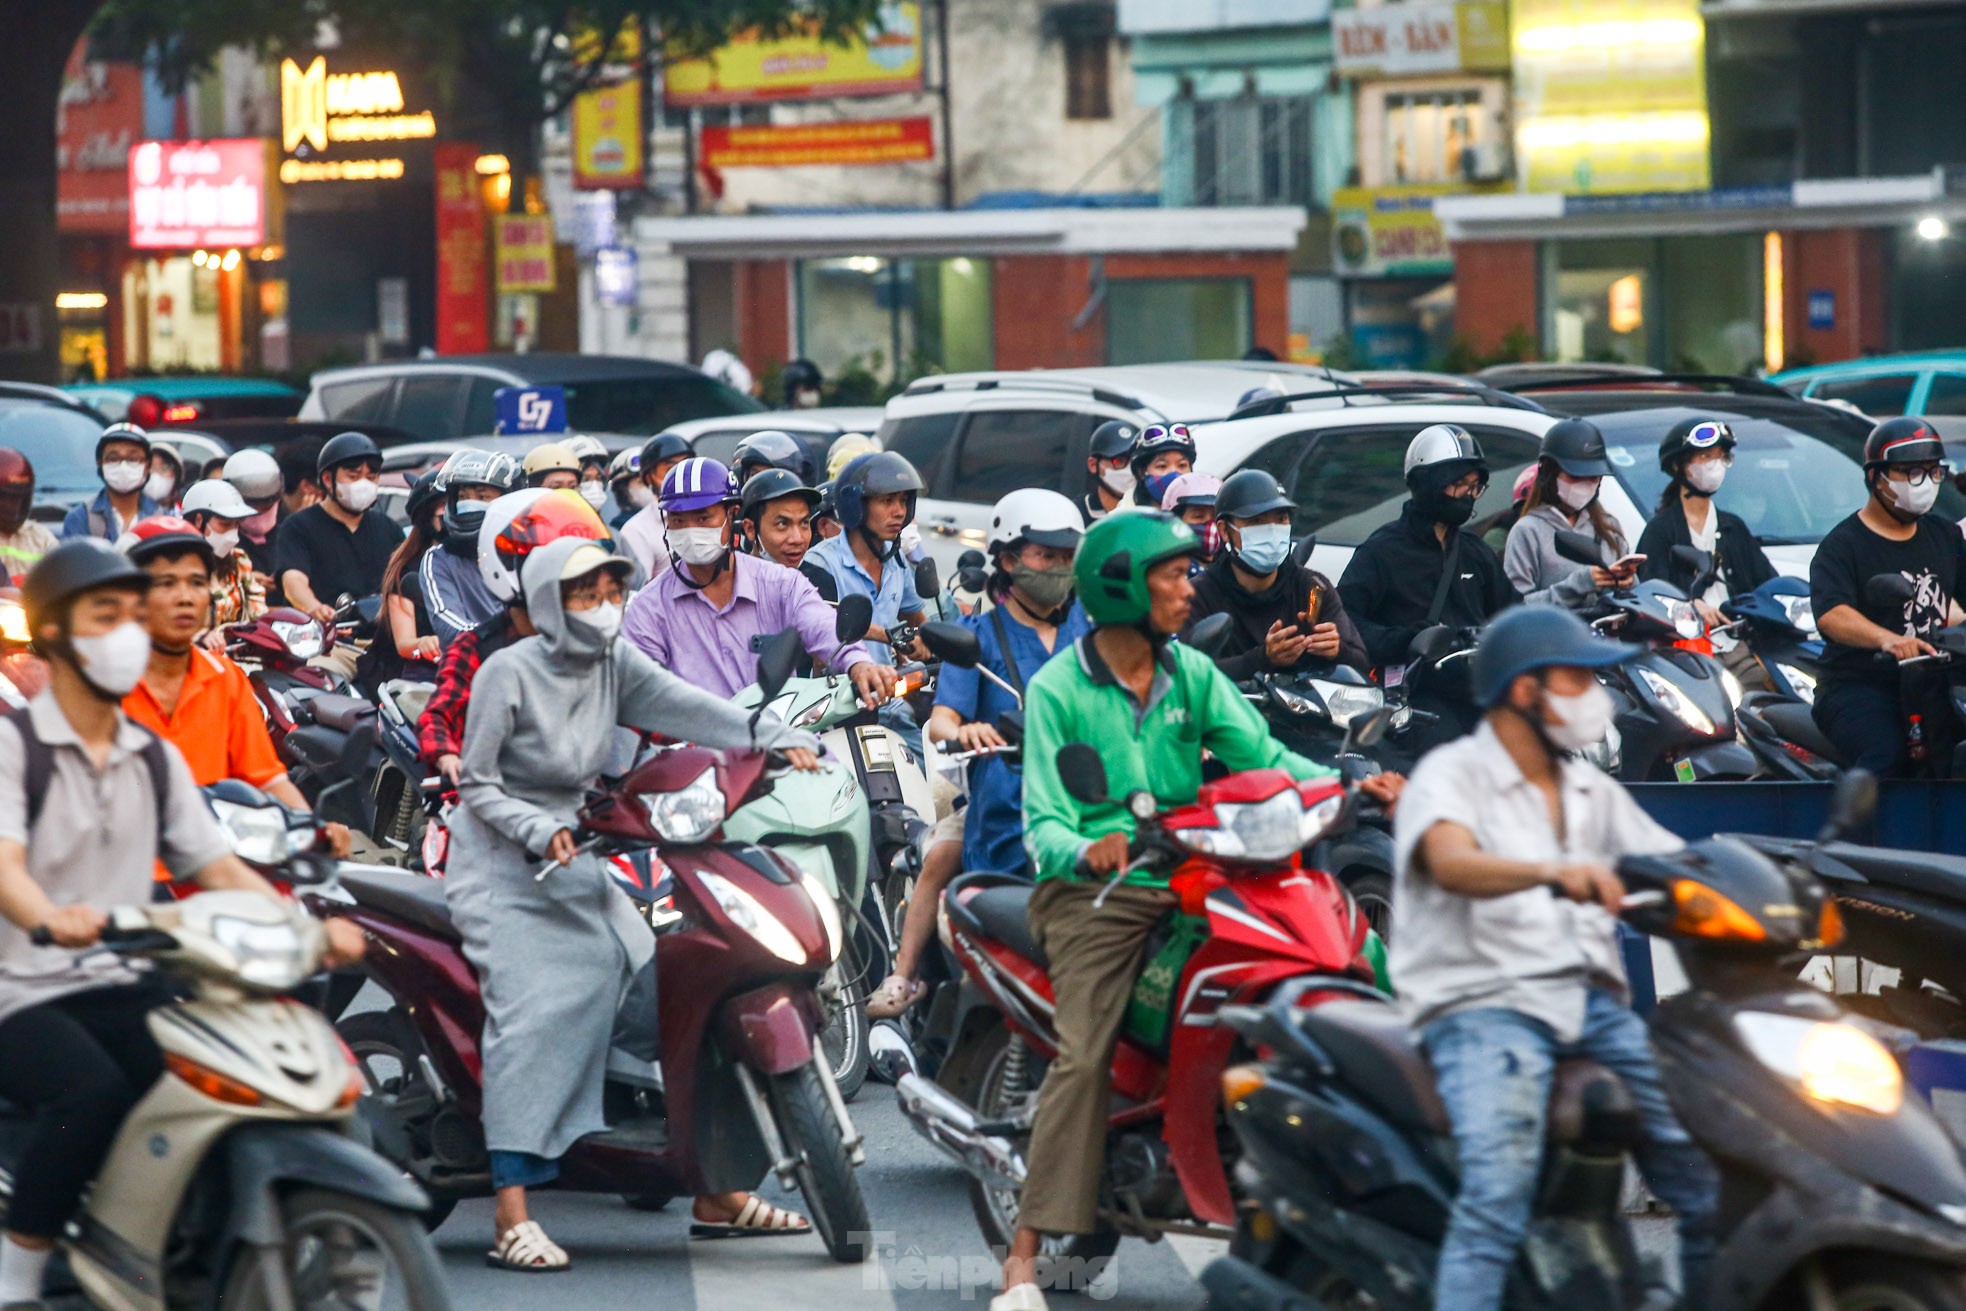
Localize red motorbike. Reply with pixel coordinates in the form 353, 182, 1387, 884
0, 588, 46, 708
302, 732, 873, 1262
896, 725, 1389, 1273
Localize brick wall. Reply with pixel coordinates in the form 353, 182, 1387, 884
1782, 228, 1887, 367
734, 259, 793, 373
991, 255, 1104, 370
1450, 240, 1540, 359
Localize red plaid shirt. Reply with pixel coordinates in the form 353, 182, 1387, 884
416, 612, 519, 764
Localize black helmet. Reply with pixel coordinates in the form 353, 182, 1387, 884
23, 538, 149, 633
1088, 419, 1139, 463
1864, 416, 1946, 469
1214, 468, 1296, 521
405, 468, 445, 527
95, 421, 150, 462
1658, 417, 1737, 472
813, 479, 839, 523
741, 467, 821, 522
317, 430, 381, 479
835, 451, 924, 533
1538, 419, 1613, 478
781, 358, 823, 404
1127, 423, 1197, 480
1471, 604, 1634, 708
732, 430, 813, 485
639, 431, 694, 473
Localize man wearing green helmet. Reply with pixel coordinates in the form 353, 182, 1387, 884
999, 511, 1402, 1309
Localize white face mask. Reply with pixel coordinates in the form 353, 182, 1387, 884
1542, 682, 1615, 750
101, 461, 146, 495
1888, 477, 1941, 518
207, 528, 240, 559
143, 472, 175, 503
626, 482, 654, 509
1555, 475, 1600, 512
71, 620, 152, 696
579, 479, 608, 509
668, 525, 729, 568
1684, 461, 1726, 495
568, 601, 623, 643
334, 478, 379, 514
1100, 464, 1137, 499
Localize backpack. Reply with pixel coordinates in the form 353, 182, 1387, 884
8, 706, 170, 836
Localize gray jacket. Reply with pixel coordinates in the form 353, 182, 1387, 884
1503, 504, 1617, 609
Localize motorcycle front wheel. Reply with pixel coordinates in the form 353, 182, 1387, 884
821, 939, 871, 1101
217, 1187, 451, 1311
1813, 1256, 1966, 1311
768, 1065, 871, 1263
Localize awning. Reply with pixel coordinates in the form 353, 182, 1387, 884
1435, 174, 1956, 241
1703, 0, 1952, 16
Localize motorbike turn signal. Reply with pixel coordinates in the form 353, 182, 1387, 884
1670, 880, 1767, 942
1221, 1063, 1267, 1108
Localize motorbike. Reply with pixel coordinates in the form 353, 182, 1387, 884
304, 637, 874, 1261
0, 878, 448, 1310
1724, 574, 1823, 703
894, 712, 1392, 1275
1209, 771, 1966, 1311
0, 588, 45, 709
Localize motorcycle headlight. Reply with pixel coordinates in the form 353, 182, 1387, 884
0, 601, 27, 645
210, 798, 310, 867
641, 768, 726, 844
271, 618, 324, 661
1776, 662, 1818, 705
1633, 665, 1717, 737
1173, 790, 1346, 864
698, 871, 808, 965
1666, 599, 1704, 641
1780, 594, 1818, 637
1269, 684, 1319, 717
210, 914, 310, 990
1734, 1012, 1902, 1115
1718, 666, 1743, 714
800, 872, 844, 964
1310, 680, 1383, 729
791, 695, 832, 729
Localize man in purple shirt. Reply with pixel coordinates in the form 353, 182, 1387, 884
622, 457, 898, 703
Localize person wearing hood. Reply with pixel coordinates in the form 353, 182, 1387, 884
449, 534, 824, 1270
1183, 469, 1368, 680
1503, 420, 1640, 609
60, 423, 159, 542
421, 450, 521, 648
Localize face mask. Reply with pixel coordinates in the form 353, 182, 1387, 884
1009, 561, 1075, 610
70, 620, 151, 697
1542, 682, 1615, 750
1100, 464, 1137, 500
1555, 475, 1600, 512
1428, 491, 1478, 528
334, 478, 379, 514
242, 505, 278, 539
101, 461, 146, 495
207, 528, 240, 559
1233, 522, 1292, 575
568, 601, 623, 643
1887, 477, 1941, 519
1684, 461, 1726, 495
1143, 471, 1182, 505
579, 479, 608, 509
144, 472, 175, 503
1198, 521, 1225, 560
669, 525, 729, 568
626, 483, 654, 509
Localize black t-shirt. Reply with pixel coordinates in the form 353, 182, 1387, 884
272, 505, 403, 608
1811, 511, 1966, 686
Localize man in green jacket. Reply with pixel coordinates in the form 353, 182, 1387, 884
996, 512, 1400, 1310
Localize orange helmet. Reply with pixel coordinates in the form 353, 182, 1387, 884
477, 488, 612, 603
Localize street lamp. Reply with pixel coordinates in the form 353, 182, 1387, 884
1917, 216, 1950, 241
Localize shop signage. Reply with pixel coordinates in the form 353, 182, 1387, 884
57, 40, 146, 236
1334, 2, 1510, 76
433, 143, 489, 354
700, 117, 935, 169
281, 56, 437, 152
129, 138, 267, 250
1809, 290, 1836, 331
1118, 0, 1330, 34
1331, 185, 1454, 277
594, 247, 638, 307
494, 385, 567, 434
664, 2, 922, 106
494, 215, 557, 293
572, 80, 645, 190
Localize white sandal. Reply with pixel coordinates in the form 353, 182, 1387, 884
487, 1220, 570, 1272
866, 972, 924, 1019
689, 1194, 812, 1239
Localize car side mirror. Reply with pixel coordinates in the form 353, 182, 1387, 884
920, 621, 982, 669
1292, 532, 1319, 567
1184, 612, 1234, 657
1553, 529, 1602, 567
1342, 706, 1394, 754
1056, 743, 1109, 806
1819, 768, 1878, 843
1866, 572, 1917, 610
834, 592, 874, 644
1407, 624, 1452, 664
756, 628, 802, 704
914, 556, 941, 600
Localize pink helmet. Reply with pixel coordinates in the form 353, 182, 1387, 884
1512, 464, 1537, 506
1161, 471, 1222, 513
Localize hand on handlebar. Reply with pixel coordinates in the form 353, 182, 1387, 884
307, 602, 338, 627
955, 721, 1008, 753
781, 746, 823, 773
1545, 861, 1625, 914
437, 754, 462, 787
546, 828, 579, 867
850, 660, 898, 710
1358, 771, 1404, 809
322, 918, 366, 967
38, 904, 108, 948
1884, 632, 1939, 662
1082, 832, 1132, 876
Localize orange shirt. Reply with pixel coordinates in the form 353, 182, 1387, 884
123, 648, 286, 790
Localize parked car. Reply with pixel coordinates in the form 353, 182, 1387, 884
655, 407, 887, 480
0, 384, 123, 522
298, 354, 765, 443
1771, 349, 1966, 423
1472, 361, 1663, 388
67, 377, 302, 428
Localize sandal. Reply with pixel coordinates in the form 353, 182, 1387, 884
487, 1220, 570, 1272
866, 972, 924, 1019
689, 1195, 812, 1239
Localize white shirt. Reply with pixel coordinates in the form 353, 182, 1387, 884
1686, 507, 1735, 649
617, 503, 672, 582
1388, 720, 1681, 1042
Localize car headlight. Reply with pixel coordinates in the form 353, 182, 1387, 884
1311, 680, 1383, 728
1734, 1012, 1902, 1115
699, 871, 808, 964
1173, 791, 1346, 864
800, 872, 844, 964
1776, 662, 1818, 705
272, 618, 323, 661
210, 798, 308, 867
1633, 665, 1716, 737
1781, 594, 1818, 637
641, 768, 726, 844
210, 914, 310, 990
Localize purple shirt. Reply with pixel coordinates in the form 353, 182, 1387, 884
623, 550, 874, 699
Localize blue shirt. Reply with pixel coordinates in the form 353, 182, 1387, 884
805, 532, 926, 668
61, 489, 160, 541
419, 544, 503, 647
934, 599, 1090, 874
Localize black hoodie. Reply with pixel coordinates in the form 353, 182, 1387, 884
1184, 551, 1369, 679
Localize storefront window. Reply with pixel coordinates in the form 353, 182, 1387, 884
1186, 94, 1316, 208
795, 256, 994, 384
1549, 236, 1763, 372
1106, 278, 1252, 365
1385, 90, 1482, 185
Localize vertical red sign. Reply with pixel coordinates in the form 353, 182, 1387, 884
433, 143, 488, 354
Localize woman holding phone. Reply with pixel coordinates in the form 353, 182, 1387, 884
1504, 420, 1642, 609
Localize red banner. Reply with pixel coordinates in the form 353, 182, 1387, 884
128, 139, 267, 249
433, 143, 489, 354
700, 117, 934, 168
58, 40, 146, 236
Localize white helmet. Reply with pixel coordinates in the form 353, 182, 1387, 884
562, 434, 610, 463
178, 478, 255, 521
477, 489, 550, 603
987, 488, 1085, 557
222, 448, 283, 501
1403, 423, 1487, 479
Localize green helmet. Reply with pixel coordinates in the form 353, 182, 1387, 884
1074, 510, 1202, 626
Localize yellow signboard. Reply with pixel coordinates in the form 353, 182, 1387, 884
1509, 0, 1709, 194
572, 80, 644, 190
1332, 185, 1467, 278
281, 56, 436, 155
664, 1, 922, 106
495, 215, 557, 293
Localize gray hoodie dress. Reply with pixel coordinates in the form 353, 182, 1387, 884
445, 536, 817, 1161
1503, 503, 1620, 610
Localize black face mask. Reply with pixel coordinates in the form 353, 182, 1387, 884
1423, 490, 1478, 527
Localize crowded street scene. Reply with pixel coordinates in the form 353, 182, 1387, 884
7, 0, 1966, 1308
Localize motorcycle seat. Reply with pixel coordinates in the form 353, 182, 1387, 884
946, 872, 1047, 970
1823, 842, 1966, 904
383, 680, 434, 725
1758, 699, 1843, 764
305, 693, 378, 733
338, 867, 459, 942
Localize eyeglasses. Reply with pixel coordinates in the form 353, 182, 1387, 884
1445, 472, 1489, 497
1685, 421, 1732, 449
1894, 464, 1950, 486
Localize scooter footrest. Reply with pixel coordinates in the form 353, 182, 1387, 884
584, 1118, 671, 1154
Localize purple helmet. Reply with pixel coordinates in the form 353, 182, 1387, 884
659, 456, 740, 514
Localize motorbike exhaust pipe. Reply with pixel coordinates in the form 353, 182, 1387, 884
1197, 1255, 1333, 1311
895, 1074, 1027, 1190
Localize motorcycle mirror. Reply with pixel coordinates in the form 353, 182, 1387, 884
1292, 532, 1319, 567
956, 565, 990, 594
1670, 544, 1712, 577
914, 556, 941, 600
1342, 706, 1395, 753
354, 595, 384, 626
920, 621, 982, 669
1820, 768, 1878, 844
1553, 530, 1603, 568
957, 548, 987, 573
1407, 624, 1453, 664
1056, 743, 1109, 806
755, 628, 802, 705
1184, 612, 1235, 658
1866, 573, 1917, 610
834, 592, 874, 644
995, 709, 1025, 746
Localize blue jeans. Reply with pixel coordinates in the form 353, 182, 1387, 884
490, 1149, 559, 1190
1420, 990, 1717, 1311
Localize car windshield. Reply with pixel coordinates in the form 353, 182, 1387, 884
0, 401, 116, 493
561, 377, 764, 436
1588, 403, 1966, 544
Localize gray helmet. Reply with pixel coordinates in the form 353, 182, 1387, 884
1404, 423, 1487, 480
1088, 420, 1139, 463
1539, 419, 1613, 479
1471, 605, 1634, 708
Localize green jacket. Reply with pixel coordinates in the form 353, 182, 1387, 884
1022, 635, 1335, 887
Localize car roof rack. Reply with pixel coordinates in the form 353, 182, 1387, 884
898, 374, 1153, 415
1493, 372, 1792, 399
1227, 381, 1549, 421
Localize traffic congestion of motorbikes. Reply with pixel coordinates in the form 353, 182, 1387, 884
5, 358, 1966, 1311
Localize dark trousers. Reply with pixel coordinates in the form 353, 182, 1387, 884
0, 982, 169, 1238
1814, 681, 1908, 776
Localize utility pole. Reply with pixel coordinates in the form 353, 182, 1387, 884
936, 0, 955, 209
